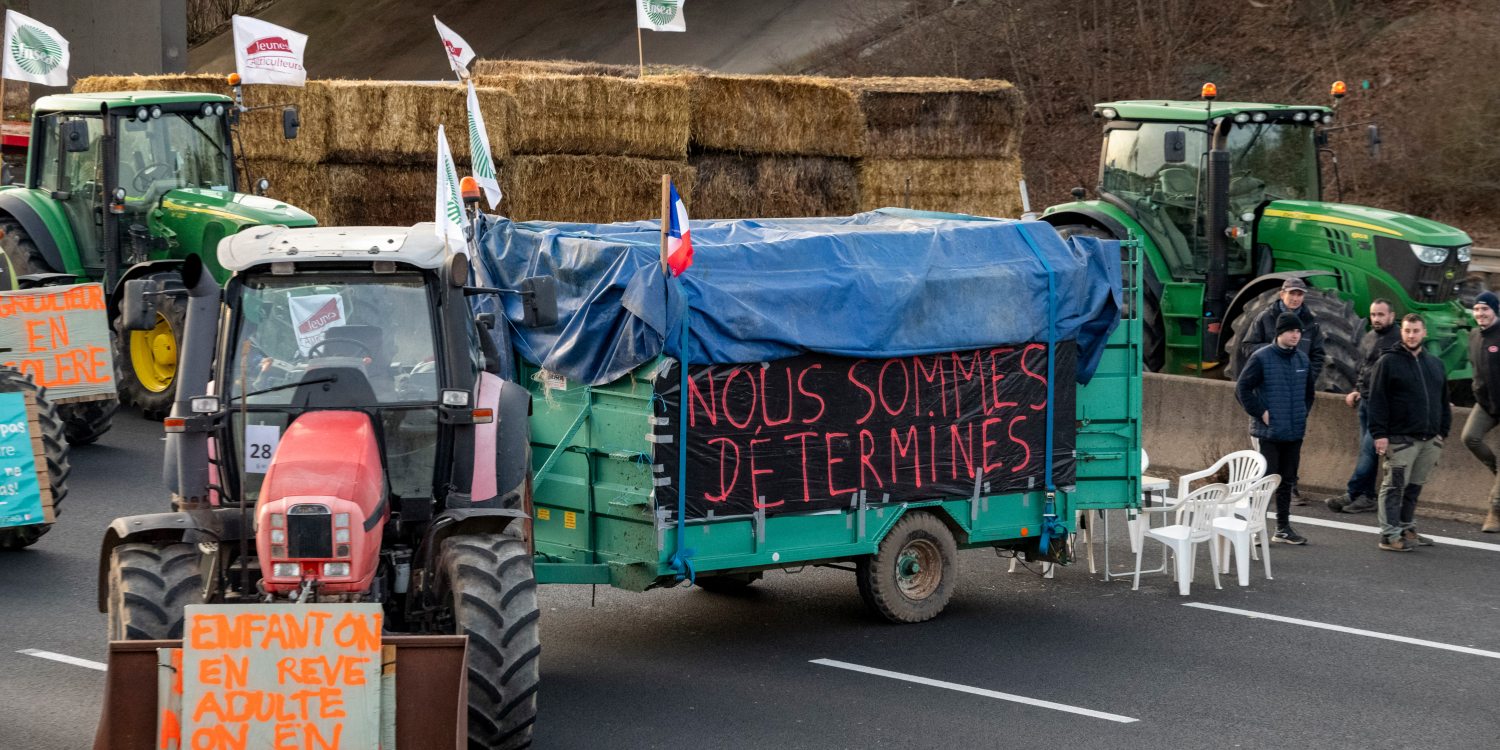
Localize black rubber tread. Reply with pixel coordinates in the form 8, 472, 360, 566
1225, 287, 1364, 393
113, 273, 187, 421
106, 542, 203, 640
1054, 224, 1165, 371
0, 367, 72, 550
440, 534, 540, 750
57, 397, 118, 446
0, 216, 54, 280
854, 510, 959, 624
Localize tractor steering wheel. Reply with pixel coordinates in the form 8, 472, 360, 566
132, 162, 176, 193
307, 337, 374, 360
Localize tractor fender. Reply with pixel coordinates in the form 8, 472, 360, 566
1040, 208, 1164, 300
470, 374, 532, 509
95, 511, 210, 612
106, 259, 185, 321
0, 191, 68, 273
416, 508, 529, 591
1218, 270, 1339, 362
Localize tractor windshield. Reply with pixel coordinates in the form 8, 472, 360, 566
1225, 122, 1319, 204
117, 111, 233, 217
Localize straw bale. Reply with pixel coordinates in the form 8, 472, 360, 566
662, 74, 864, 157
72, 74, 226, 95
473, 59, 638, 79
834, 78, 1023, 159
325, 164, 434, 227
472, 75, 688, 159
251, 160, 331, 224
324, 81, 512, 165
502, 155, 694, 224
689, 153, 858, 219
858, 157, 1024, 217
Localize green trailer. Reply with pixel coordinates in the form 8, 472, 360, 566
521, 242, 1144, 620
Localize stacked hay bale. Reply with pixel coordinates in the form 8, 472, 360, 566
834, 77, 1026, 217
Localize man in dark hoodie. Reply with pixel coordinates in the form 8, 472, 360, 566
1328, 299, 1400, 514
1236, 312, 1316, 545
1368, 314, 1451, 552
1238, 277, 1326, 505
1462, 291, 1500, 533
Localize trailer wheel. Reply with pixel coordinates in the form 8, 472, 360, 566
0, 367, 71, 550
855, 511, 958, 624
440, 534, 540, 750
106, 542, 203, 640
1225, 287, 1363, 393
114, 273, 187, 421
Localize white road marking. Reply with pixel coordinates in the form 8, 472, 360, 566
810, 658, 1139, 723
1183, 603, 1500, 660
1268, 512, 1500, 553
16, 649, 107, 671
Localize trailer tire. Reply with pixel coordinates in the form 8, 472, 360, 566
855, 511, 958, 624
106, 542, 203, 640
1225, 287, 1363, 393
114, 273, 187, 421
0, 367, 71, 550
1054, 224, 1165, 371
440, 534, 540, 750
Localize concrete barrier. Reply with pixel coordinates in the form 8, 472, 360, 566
1143, 372, 1496, 517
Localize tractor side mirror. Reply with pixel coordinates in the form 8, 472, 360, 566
62, 120, 91, 153
519, 276, 558, 328
283, 108, 300, 140
122, 279, 159, 331
1163, 130, 1186, 163
475, 313, 496, 330
1367, 124, 1381, 160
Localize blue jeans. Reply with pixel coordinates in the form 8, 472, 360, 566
1346, 401, 1378, 498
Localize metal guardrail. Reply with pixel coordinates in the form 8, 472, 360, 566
1469, 247, 1500, 274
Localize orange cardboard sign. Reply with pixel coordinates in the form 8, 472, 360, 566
0, 283, 115, 400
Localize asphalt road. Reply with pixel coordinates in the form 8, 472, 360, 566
4, 412, 1499, 749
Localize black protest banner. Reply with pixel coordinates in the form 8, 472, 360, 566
651, 343, 1076, 519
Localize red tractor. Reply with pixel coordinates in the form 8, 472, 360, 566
96, 224, 556, 749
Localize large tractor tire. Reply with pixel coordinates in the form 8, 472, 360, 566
1224, 287, 1363, 393
0, 367, 71, 550
0, 215, 47, 287
440, 534, 540, 750
1054, 224, 1166, 371
114, 273, 187, 421
58, 397, 118, 446
106, 542, 203, 640
855, 511, 958, 624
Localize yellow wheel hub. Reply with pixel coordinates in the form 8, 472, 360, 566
130, 313, 176, 392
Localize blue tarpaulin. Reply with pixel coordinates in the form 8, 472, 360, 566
471, 209, 1121, 386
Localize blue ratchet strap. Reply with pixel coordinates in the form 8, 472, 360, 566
666, 276, 697, 584
1016, 224, 1066, 555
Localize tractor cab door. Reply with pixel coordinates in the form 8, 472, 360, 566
1100, 122, 1208, 280
34, 113, 105, 271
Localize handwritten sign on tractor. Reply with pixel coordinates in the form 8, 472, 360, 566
178, 604, 383, 750
0, 392, 49, 529
0, 283, 115, 401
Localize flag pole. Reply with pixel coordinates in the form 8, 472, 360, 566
660, 174, 670, 277
638, 27, 645, 78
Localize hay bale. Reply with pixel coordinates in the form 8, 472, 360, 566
690, 153, 858, 219
834, 78, 1023, 159
324, 81, 512, 165
472, 74, 688, 159
858, 157, 1024, 217
663, 74, 864, 157
251, 160, 331, 224
72, 74, 225, 95
325, 164, 434, 227
502, 155, 694, 224
473, 59, 638, 78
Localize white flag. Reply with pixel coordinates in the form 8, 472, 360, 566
636, 0, 687, 32
435, 125, 469, 252
2, 10, 68, 87
466, 82, 501, 210
434, 17, 475, 79
231, 15, 307, 87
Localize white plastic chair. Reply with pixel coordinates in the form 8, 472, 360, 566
1132, 483, 1228, 596
1176, 450, 1265, 509
1215, 474, 1280, 584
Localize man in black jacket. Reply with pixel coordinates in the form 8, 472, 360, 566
1239, 277, 1327, 505
1236, 313, 1316, 545
1368, 314, 1452, 552
1462, 291, 1500, 533
1328, 299, 1399, 514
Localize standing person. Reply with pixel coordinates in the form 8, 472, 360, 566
1238, 277, 1327, 504
1236, 312, 1316, 545
1328, 299, 1400, 514
1462, 292, 1500, 533
1368, 314, 1451, 552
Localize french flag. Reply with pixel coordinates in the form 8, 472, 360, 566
666, 181, 693, 276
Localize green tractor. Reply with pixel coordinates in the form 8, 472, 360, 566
0, 88, 315, 437
1042, 86, 1474, 395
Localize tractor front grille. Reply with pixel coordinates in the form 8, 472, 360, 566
286, 504, 333, 559
1374, 236, 1467, 304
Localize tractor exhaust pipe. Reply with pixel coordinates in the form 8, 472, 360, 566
1202, 121, 1231, 363
165, 254, 221, 508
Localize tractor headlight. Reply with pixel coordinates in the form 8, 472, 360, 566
335, 529, 350, 543
323, 562, 350, 577
272, 562, 300, 577
190, 396, 219, 413
1322, 114, 1333, 124
135, 106, 149, 121
1252, 112, 1267, 122
201, 103, 214, 117
1234, 113, 1250, 123
1409, 243, 1450, 264
1457, 245, 1472, 263
442, 389, 470, 406
214, 104, 225, 116
149, 106, 162, 119
1293, 111, 1307, 122
1099, 107, 1117, 119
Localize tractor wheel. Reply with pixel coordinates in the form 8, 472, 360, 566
0, 216, 48, 289
58, 397, 118, 446
106, 542, 203, 640
1054, 224, 1165, 371
114, 273, 187, 421
0, 367, 71, 550
855, 511, 958, 624
1225, 287, 1363, 393
440, 534, 540, 750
